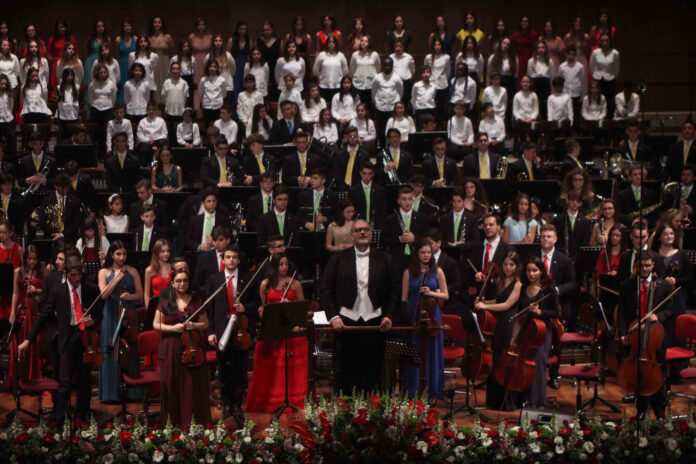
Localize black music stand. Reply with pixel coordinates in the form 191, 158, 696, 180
259, 301, 312, 420
683, 228, 696, 250
54, 144, 97, 167
0, 263, 13, 305
576, 247, 603, 282
106, 233, 134, 250
512, 180, 561, 212
143, 296, 160, 331
408, 131, 447, 163
512, 243, 541, 265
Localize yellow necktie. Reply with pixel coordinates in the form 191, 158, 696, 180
345, 149, 356, 186
300, 155, 306, 176
119, 155, 125, 169
59, 195, 64, 213
219, 157, 227, 183
575, 158, 583, 169
2, 197, 7, 213
34, 156, 40, 172
256, 155, 266, 174
527, 160, 534, 180
630, 143, 636, 160
72, 181, 77, 191
393, 150, 400, 169
437, 157, 444, 178
685, 142, 691, 165
479, 154, 488, 179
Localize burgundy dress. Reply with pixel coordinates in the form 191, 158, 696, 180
159, 296, 212, 427
7, 274, 44, 390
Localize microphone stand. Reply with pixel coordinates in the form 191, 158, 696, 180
635, 81, 647, 441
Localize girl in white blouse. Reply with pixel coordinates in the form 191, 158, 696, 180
349, 35, 380, 111
527, 41, 553, 119
389, 39, 414, 105
300, 83, 326, 124
0, 75, 15, 157
19, 40, 48, 90
512, 75, 539, 123
161, 62, 189, 118
424, 38, 451, 123
205, 34, 235, 102
614, 82, 639, 121
313, 108, 338, 144
0, 40, 20, 93
55, 68, 80, 134
276, 40, 306, 93
237, 74, 264, 126
56, 42, 84, 88
312, 35, 348, 102
487, 37, 518, 122
331, 76, 359, 133
244, 47, 270, 98
246, 103, 272, 140
199, 59, 228, 123
20, 67, 51, 123
88, 64, 117, 153
449, 62, 477, 111
170, 39, 196, 105
104, 194, 129, 233
385, 102, 415, 143
128, 36, 158, 98
455, 36, 483, 86
175, 108, 201, 147
349, 103, 376, 152
581, 80, 607, 122
590, 32, 620, 118
124, 63, 151, 126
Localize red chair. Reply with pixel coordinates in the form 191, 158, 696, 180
121, 330, 161, 426
442, 314, 466, 363
9, 355, 60, 422
669, 314, 696, 401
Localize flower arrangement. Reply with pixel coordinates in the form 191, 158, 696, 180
3, 394, 696, 463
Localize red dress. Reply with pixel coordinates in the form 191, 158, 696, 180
47, 35, 77, 100
151, 272, 172, 297
511, 30, 539, 82
7, 274, 44, 390
595, 249, 621, 276
0, 242, 21, 320
245, 288, 308, 413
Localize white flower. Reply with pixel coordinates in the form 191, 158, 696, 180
555, 444, 565, 454
454, 446, 465, 456
243, 436, 251, 444
554, 436, 564, 445
294, 443, 304, 452
578, 452, 588, 461
416, 440, 428, 454
666, 438, 678, 451
639, 437, 648, 448
482, 438, 492, 447
128, 453, 139, 462
235, 453, 244, 463
264, 436, 274, 444
676, 449, 682, 457
205, 454, 215, 464
546, 451, 554, 459
0, 432, 6, 440
103, 454, 114, 464
153, 450, 164, 463
530, 443, 540, 453
600, 432, 608, 440
456, 432, 465, 440
582, 441, 595, 454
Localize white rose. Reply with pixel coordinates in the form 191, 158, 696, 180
235, 453, 244, 463
639, 437, 648, 448
554, 436, 564, 445
416, 440, 428, 454
483, 438, 492, 447
665, 422, 674, 431
128, 453, 139, 462
294, 443, 304, 452
530, 443, 540, 453
600, 432, 608, 440
454, 446, 465, 456
666, 438, 678, 451
103, 454, 114, 464
582, 441, 595, 454
546, 452, 554, 459
457, 432, 465, 440
205, 454, 215, 464
243, 436, 251, 444
555, 444, 565, 454
578, 452, 587, 461
153, 450, 164, 463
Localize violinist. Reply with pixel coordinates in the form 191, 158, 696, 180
205, 245, 259, 425
400, 239, 448, 400
647, 209, 684, 250
595, 224, 626, 277
246, 253, 306, 413
153, 268, 211, 428
467, 214, 512, 295
475, 250, 522, 410
589, 199, 620, 246
97, 240, 143, 403
617, 250, 672, 419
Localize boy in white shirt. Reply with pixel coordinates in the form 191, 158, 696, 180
410, 66, 436, 127
558, 47, 586, 124
389, 39, 415, 104
478, 102, 506, 153
176, 107, 201, 147
106, 104, 134, 153
481, 73, 507, 120
237, 74, 263, 126
547, 77, 574, 126
447, 100, 474, 160
214, 105, 239, 146
136, 102, 168, 161
276, 74, 302, 120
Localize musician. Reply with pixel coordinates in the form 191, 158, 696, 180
256, 184, 302, 246
618, 222, 661, 283
0, 144, 16, 177
595, 224, 626, 277
193, 225, 232, 295
245, 172, 276, 232
422, 137, 457, 186
269, 100, 306, 144
426, 228, 462, 315
379, 128, 413, 184
440, 186, 480, 248
319, 219, 397, 394
558, 169, 601, 218
17, 132, 56, 189
332, 126, 368, 191
462, 178, 490, 219
127, 179, 170, 233
242, 133, 277, 185
552, 191, 591, 258
508, 142, 546, 181
132, 204, 165, 252
158, 257, 190, 301
0, 173, 27, 234
62, 160, 97, 215
618, 119, 653, 165
59, 126, 90, 145
349, 162, 386, 228
617, 166, 658, 225
383, 186, 428, 272
664, 164, 696, 222
200, 135, 248, 187
665, 119, 696, 182
154, 268, 211, 428
539, 224, 577, 329
185, 186, 231, 251
462, 133, 500, 180
467, 214, 512, 285
39, 173, 83, 242
206, 245, 259, 424
282, 130, 325, 188
298, 168, 336, 231
590, 199, 620, 246
104, 132, 142, 194
559, 138, 585, 180
617, 250, 673, 419
410, 174, 439, 219
503, 193, 538, 245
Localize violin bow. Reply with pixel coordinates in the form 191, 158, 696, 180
78, 270, 125, 324
280, 270, 298, 301
509, 292, 553, 320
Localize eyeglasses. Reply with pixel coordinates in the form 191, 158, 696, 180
353, 227, 370, 233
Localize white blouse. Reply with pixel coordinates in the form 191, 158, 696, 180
56, 59, 84, 86
56, 87, 79, 121
331, 92, 359, 121
313, 123, 338, 143
170, 55, 197, 77
526, 58, 554, 79
246, 120, 270, 140
481, 85, 508, 119
104, 215, 128, 234
614, 92, 640, 120
410, 80, 436, 110
275, 57, 306, 92
424, 53, 451, 89
90, 59, 120, 84
0, 93, 13, 122
137, 116, 168, 143
385, 116, 416, 141
371, 73, 403, 112
128, 52, 158, 91
558, 61, 586, 98
547, 93, 574, 124
487, 55, 518, 78
389, 52, 415, 81
20, 58, 49, 89
199, 75, 228, 109
455, 52, 484, 78
581, 94, 607, 121
512, 90, 539, 121
590, 48, 620, 81
214, 118, 239, 145
0, 54, 21, 88
243, 62, 270, 97
301, 98, 327, 124
349, 51, 381, 90
449, 76, 477, 106
448, 115, 474, 146
20, 83, 51, 115
161, 77, 189, 116
237, 90, 264, 125
88, 79, 117, 111
204, 52, 236, 90
349, 117, 376, 141
176, 121, 201, 146
478, 116, 506, 142
124, 79, 151, 115
313, 51, 348, 89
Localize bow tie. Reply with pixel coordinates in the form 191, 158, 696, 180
356, 250, 370, 258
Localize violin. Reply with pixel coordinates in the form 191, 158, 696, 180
181, 328, 205, 368
82, 328, 104, 368
112, 300, 139, 369
414, 272, 444, 337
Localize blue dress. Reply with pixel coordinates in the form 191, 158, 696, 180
156, 166, 179, 189
84, 39, 100, 86
403, 269, 444, 399
117, 37, 137, 105
231, 38, 249, 104
99, 269, 141, 401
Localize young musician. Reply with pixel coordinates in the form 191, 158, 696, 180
245, 172, 276, 232
298, 168, 336, 231
200, 135, 248, 187
281, 130, 324, 188
0, 173, 27, 234
18, 132, 56, 189
665, 119, 695, 182
552, 191, 591, 258
590, 199, 620, 246
559, 138, 585, 179
127, 179, 170, 232
105, 132, 141, 194
383, 186, 428, 272
410, 174, 439, 219
422, 137, 457, 186
508, 142, 546, 180
348, 162, 386, 228
379, 128, 413, 184
39, 173, 83, 242
539, 224, 577, 330
143, 238, 172, 309
185, 186, 231, 251
463, 133, 500, 179
617, 166, 658, 224
132, 204, 164, 252
192, 225, 231, 295
257, 184, 302, 246
439, 186, 480, 247
242, 133, 277, 185
332, 126, 367, 191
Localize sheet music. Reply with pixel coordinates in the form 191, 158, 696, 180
471, 312, 486, 345
313, 310, 330, 326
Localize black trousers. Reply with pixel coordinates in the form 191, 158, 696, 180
532, 77, 551, 120
56, 330, 92, 425
89, 106, 113, 155
597, 78, 616, 119
217, 348, 248, 408
0, 121, 16, 160
333, 315, 385, 395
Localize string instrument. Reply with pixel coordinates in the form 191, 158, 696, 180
542, 275, 565, 349
180, 328, 204, 368
413, 272, 444, 337
77, 282, 114, 369
617, 283, 681, 396
110, 299, 139, 369
494, 277, 553, 392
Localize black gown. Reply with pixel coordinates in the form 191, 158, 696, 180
486, 280, 519, 410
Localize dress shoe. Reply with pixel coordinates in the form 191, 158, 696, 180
547, 378, 560, 390
621, 395, 635, 403
231, 406, 245, 427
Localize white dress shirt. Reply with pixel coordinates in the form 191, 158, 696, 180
338, 247, 380, 322
481, 85, 508, 119
20, 83, 51, 115
245, 121, 270, 140
176, 121, 201, 146
313, 51, 348, 89
590, 48, 620, 81
20, 58, 49, 89
199, 75, 228, 110
214, 119, 239, 145
67, 281, 82, 326
455, 52, 484, 78
89, 59, 120, 85
527, 58, 554, 79
331, 92, 359, 121
389, 52, 415, 81
243, 62, 270, 97
478, 116, 506, 142
204, 52, 235, 90
170, 55, 197, 77
410, 80, 436, 110
56, 86, 79, 121
128, 52, 158, 90
224, 268, 239, 300
237, 90, 264, 125
161, 77, 189, 116
275, 56, 306, 92
449, 76, 477, 106
581, 94, 607, 121
558, 61, 586, 98
371, 72, 403, 112
513, 90, 539, 121
448, 115, 474, 145
547, 93, 574, 124
0, 92, 13, 123
106, 119, 134, 151
124, 78, 151, 115
385, 116, 416, 141
88, 79, 117, 111
137, 116, 168, 143
349, 117, 376, 141
614, 92, 640, 120
350, 51, 381, 90
56, 60, 84, 87
424, 53, 451, 89
0, 54, 21, 87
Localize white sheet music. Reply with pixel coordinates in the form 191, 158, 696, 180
313, 310, 330, 326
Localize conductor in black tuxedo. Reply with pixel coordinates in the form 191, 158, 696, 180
665, 119, 696, 182
319, 219, 397, 394
348, 162, 386, 227
422, 137, 458, 186
256, 184, 302, 246
552, 191, 591, 258
282, 131, 325, 188
19, 256, 102, 426
382, 186, 429, 272
617, 166, 658, 225
617, 250, 673, 419
200, 135, 250, 187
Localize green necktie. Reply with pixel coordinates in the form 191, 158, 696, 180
634, 189, 641, 207
264, 195, 270, 214
454, 212, 461, 240
204, 215, 213, 237
403, 212, 411, 255
364, 185, 371, 224
277, 213, 284, 235
314, 191, 321, 214
569, 215, 575, 231
142, 229, 149, 251
414, 195, 420, 212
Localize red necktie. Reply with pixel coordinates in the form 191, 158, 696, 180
640, 280, 648, 318
219, 256, 224, 272
226, 276, 235, 316
483, 243, 491, 271
72, 287, 85, 331
544, 255, 550, 273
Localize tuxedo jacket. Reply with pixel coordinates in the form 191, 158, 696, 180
438, 252, 462, 301
382, 210, 429, 256
617, 186, 658, 220
552, 212, 591, 257
245, 192, 274, 232
508, 158, 547, 181
39, 193, 83, 242
546, 249, 577, 301
619, 140, 653, 164
667, 186, 696, 220
193, 249, 224, 295
256, 210, 303, 246
560, 155, 585, 180
104, 151, 142, 193
666, 139, 696, 182
175, 194, 229, 237
377, 148, 413, 183
242, 153, 278, 184
131, 224, 166, 251
439, 209, 480, 245
462, 151, 501, 179
128, 198, 170, 232
463, 240, 513, 284
27, 270, 64, 343
297, 188, 337, 225
268, 118, 309, 145
422, 156, 458, 185
617, 276, 672, 350
204, 269, 260, 340
331, 146, 369, 191
3, 193, 27, 234
282, 152, 326, 187
200, 155, 245, 187
319, 246, 397, 321
413, 195, 439, 220
618, 249, 665, 284
17, 154, 57, 188
47, 281, 102, 355
348, 183, 387, 227
185, 212, 231, 251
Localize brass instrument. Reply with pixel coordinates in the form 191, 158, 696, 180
517, 171, 529, 181
457, 211, 466, 242
21, 160, 51, 197
495, 156, 508, 179
394, 208, 413, 254
381, 148, 401, 184
226, 161, 234, 184
30, 203, 63, 233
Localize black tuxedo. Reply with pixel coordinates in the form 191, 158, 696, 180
348, 182, 387, 227
413, 194, 439, 219
2, 193, 27, 234
437, 252, 462, 315
552, 212, 591, 258
377, 148, 413, 183
617, 185, 658, 223
560, 155, 585, 180
256, 209, 302, 246
666, 139, 696, 182
200, 155, 245, 187
17, 153, 57, 188
331, 146, 368, 191
39, 193, 83, 242
104, 151, 142, 193
282, 152, 325, 187
439, 209, 480, 246
544, 249, 577, 324
192, 249, 224, 295
242, 152, 278, 184
462, 151, 500, 179
128, 197, 169, 232
70, 175, 97, 213
297, 188, 337, 226
617, 248, 665, 284
667, 185, 696, 221
619, 140, 653, 164
382, 210, 428, 267
508, 158, 547, 181
245, 192, 274, 232
175, 194, 229, 240
268, 118, 308, 144
131, 224, 165, 251
463, 240, 513, 302
185, 212, 231, 251
422, 155, 458, 185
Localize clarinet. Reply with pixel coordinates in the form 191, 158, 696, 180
395, 208, 413, 254
457, 212, 467, 242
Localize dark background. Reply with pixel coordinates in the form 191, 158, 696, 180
5, 0, 695, 112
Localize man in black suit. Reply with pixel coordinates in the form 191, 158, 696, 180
128, 179, 170, 232
439, 186, 480, 252
423, 137, 458, 186
559, 138, 586, 180
617, 250, 673, 419
104, 132, 142, 193
617, 166, 658, 225
618, 119, 653, 165
319, 219, 397, 394
40, 173, 83, 242
426, 228, 462, 315
268, 100, 307, 144
245, 172, 276, 232
193, 225, 232, 295
257, 184, 302, 246
205, 245, 259, 423
665, 119, 696, 182
666, 164, 696, 222
131, 204, 165, 251
0, 173, 27, 233
185, 186, 231, 251
383, 186, 429, 272
617, 222, 664, 283
348, 162, 386, 227
17, 132, 56, 190
200, 135, 249, 187
331, 126, 368, 191
175, 191, 229, 244
64, 160, 97, 214
410, 174, 439, 220
379, 128, 413, 183
282, 131, 325, 187
552, 191, 591, 258
20, 257, 102, 426
508, 142, 547, 181
464, 214, 512, 301
242, 133, 278, 185
462, 133, 500, 180
298, 168, 336, 230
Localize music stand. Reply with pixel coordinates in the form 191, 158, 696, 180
259, 301, 312, 420
106, 233, 134, 250
0, 263, 14, 304
408, 131, 447, 163
683, 228, 696, 250
54, 144, 97, 168
512, 180, 561, 211
512, 243, 541, 265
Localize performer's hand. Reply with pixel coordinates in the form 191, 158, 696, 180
400, 231, 414, 243
172, 323, 185, 333
316, 214, 327, 224
120, 292, 131, 300
208, 334, 218, 346
645, 313, 658, 323
331, 318, 345, 332
258, 306, 264, 318
420, 286, 432, 296
17, 340, 30, 358
82, 316, 94, 327
665, 277, 676, 288
184, 321, 194, 331
530, 304, 541, 316
432, 179, 445, 187
621, 335, 630, 345
234, 303, 245, 313
608, 270, 617, 276
114, 269, 125, 283
379, 317, 392, 332
305, 222, 316, 231
474, 272, 484, 282
243, 175, 253, 185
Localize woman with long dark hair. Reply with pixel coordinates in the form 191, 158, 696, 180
228, 21, 250, 102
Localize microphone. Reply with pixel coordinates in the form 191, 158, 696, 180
637, 82, 647, 95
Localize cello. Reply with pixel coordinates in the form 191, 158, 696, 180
463, 262, 499, 381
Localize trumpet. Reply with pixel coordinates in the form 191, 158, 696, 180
381, 149, 401, 184
226, 161, 234, 184
21, 161, 51, 197
495, 156, 508, 179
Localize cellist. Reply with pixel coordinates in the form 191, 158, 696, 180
617, 250, 673, 420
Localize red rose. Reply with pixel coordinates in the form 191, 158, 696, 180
423, 431, 440, 446
74, 419, 83, 427
15, 433, 29, 444
444, 429, 455, 439
679, 421, 690, 433
518, 430, 527, 439
42, 434, 53, 444
119, 431, 132, 445
147, 433, 156, 441
172, 433, 181, 443
583, 429, 591, 437
559, 427, 571, 436
273, 446, 283, 456
106, 422, 113, 429
426, 409, 438, 427
153, 424, 160, 430
72, 436, 79, 444
96, 434, 105, 442
370, 394, 381, 409
199, 437, 209, 445
181, 449, 188, 456
487, 429, 499, 438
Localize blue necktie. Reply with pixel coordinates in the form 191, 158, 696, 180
288, 120, 293, 134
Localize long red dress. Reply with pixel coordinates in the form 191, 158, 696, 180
47, 35, 77, 100
7, 274, 44, 390
245, 288, 308, 413
159, 296, 212, 427
512, 30, 539, 83
0, 242, 21, 320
